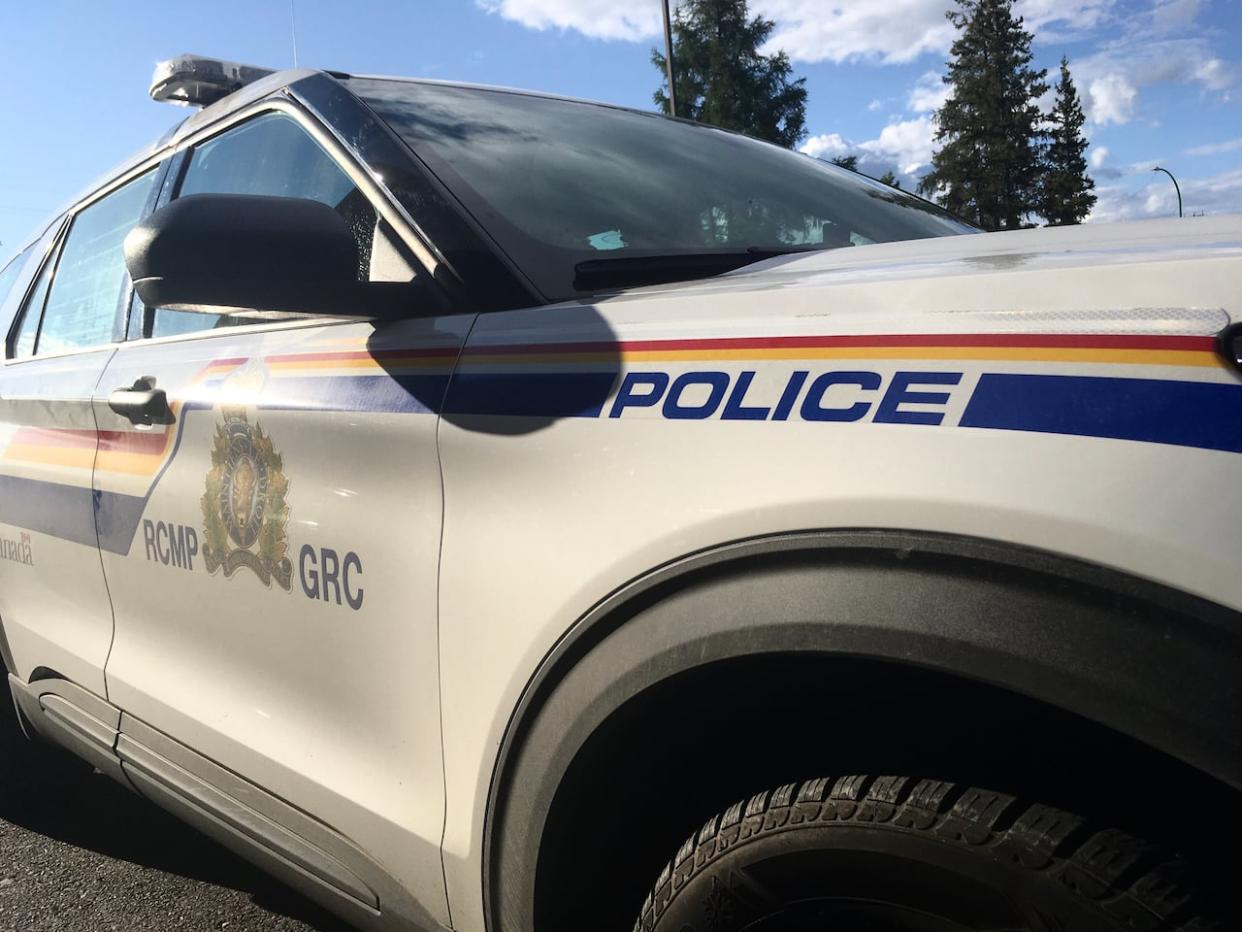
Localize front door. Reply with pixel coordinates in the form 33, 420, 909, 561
95, 107, 465, 927
0, 166, 159, 695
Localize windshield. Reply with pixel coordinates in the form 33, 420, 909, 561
352, 78, 977, 299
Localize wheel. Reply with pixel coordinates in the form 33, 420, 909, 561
633, 775, 1223, 932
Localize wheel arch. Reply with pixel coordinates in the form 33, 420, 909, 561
483, 530, 1242, 932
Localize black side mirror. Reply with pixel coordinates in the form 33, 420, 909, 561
124, 194, 417, 319
1218, 322, 1242, 375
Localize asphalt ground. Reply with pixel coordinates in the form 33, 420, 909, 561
0, 697, 352, 932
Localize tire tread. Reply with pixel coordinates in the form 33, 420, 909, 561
633, 775, 1220, 932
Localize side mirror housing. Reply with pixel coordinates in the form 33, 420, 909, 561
123, 194, 417, 319
1218, 321, 1242, 374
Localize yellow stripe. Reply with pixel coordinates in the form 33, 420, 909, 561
266, 357, 448, 372
2, 444, 95, 470
462, 347, 1221, 368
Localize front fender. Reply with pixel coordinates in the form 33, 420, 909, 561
483, 530, 1242, 932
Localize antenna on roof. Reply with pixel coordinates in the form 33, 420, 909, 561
290, 0, 299, 68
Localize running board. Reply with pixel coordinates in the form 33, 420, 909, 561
6, 674, 429, 932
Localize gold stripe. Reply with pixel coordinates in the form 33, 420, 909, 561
462, 347, 1221, 368
2, 444, 95, 470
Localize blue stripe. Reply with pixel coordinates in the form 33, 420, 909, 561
94, 490, 151, 555
0, 475, 102, 548
961, 374, 1242, 454
442, 372, 619, 418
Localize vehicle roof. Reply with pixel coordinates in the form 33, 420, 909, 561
4, 66, 650, 267
342, 72, 669, 115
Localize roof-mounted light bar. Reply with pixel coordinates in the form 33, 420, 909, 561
149, 54, 275, 108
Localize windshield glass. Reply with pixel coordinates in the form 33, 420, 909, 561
353, 78, 977, 298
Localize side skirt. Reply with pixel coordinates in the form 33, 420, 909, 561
7, 673, 431, 932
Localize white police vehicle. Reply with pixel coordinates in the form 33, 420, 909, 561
0, 55, 1239, 932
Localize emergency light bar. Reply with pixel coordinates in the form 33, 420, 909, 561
149, 54, 275, 108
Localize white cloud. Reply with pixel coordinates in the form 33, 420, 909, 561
479, 0, 1123, 63
1090, 145, 1110, 168
479, 0, 1238, 139
761, 0, 1117, 64
800, 133, 853, 160
1076, 32, 1238, 125
1088, 167, 1242, 222
860, 116, 938, 175
1087, 73, 1138, 125
757, 0, 953, 65
1194, 58, 1233, 91
475, 0, 660, 41
1019, 0, 1116, 38
1148, 0, 1202, 35
1185, 138, 1242, 157
907, 71, 949, 113
800, 116, 936, 183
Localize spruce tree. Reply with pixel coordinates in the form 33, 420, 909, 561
918, 0, 1048, 230
878, 170, 902, 189
652, 0, 807, 148
830, 155, 859, 171
1042, 57, 1096, 225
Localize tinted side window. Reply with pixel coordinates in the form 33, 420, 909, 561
35, 171, 156, 355
11, 250, 54, 359
151, 112, 379, 339
5, 222, 64, 359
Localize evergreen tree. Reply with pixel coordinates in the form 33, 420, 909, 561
878, 170, 902, 189
830, 155, 859, 171
653, 0, 807, 148
1042, 57, 1096, 225
918, 0, 1048, 230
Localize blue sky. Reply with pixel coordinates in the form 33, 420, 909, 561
1, 0, 1239, 257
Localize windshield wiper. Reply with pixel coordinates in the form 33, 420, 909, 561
573, 246, 829, 292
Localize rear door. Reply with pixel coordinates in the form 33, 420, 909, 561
95, 105, 465, 927
0, 167, 159, 695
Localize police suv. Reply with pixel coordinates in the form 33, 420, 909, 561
0, 54, 1239, 932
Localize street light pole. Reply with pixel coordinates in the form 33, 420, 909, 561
1153, 166, 1183, 218
661, 0, 678, 117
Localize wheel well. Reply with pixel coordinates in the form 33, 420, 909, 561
533, 653, 1242, 932
486, 531, 1242, 932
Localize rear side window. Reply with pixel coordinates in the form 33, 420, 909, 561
11, 252, 53, 358
150, 111, 381, 339
31, 170, 156, 356
0, 247, 32, 307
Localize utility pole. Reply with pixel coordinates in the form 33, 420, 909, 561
661, 0, 678, 117
1153, 166, 1183, 218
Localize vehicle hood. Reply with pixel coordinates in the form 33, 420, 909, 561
593, 214, 1242, 334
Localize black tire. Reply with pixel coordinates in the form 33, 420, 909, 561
633, 775, 1223, 932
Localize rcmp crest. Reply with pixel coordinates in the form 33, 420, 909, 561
201, 408, 292, 590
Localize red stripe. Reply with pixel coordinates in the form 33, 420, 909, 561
461, 333, 1216, 356
10, 428, 169, 455
264, 348, 460, 364
10, 428, 97, 449
97, 430, 170, 455
207, 334, 1218, 371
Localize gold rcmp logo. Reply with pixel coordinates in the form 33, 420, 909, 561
201, 408, 292, 590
